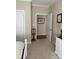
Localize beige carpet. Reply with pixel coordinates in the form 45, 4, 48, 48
27, 39, 59, 59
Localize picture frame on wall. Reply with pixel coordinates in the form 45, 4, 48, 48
57, 13, 62, 23
37, 18, 45, 24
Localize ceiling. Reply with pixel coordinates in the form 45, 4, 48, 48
16, 0, 57, 6
32, 0, 57, 6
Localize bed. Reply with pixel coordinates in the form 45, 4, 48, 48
16, 39, 27, 59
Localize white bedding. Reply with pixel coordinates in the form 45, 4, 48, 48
16, 39, 27, 59
16, 41, 24, 59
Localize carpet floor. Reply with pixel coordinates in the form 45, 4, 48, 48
27, 39, 59, 59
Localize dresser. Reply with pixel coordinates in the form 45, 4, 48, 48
55, 37, 62, 59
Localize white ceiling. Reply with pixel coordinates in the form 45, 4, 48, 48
32, 0, 57, 6
16, 0, 57, 6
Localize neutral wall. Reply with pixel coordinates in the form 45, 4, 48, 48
32, 6, 49, 36
52, 0, 62, 36
52, 0, 62, 50
32, 6, 49, 27
16, 1, 31, 43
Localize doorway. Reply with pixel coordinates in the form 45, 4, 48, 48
37, 15, 48, 39
35, 13, 48, 39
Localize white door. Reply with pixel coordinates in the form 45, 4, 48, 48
47, 13, 53, 42
16, 10, 25, 41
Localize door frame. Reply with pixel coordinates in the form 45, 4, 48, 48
35, 13, 48, 39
